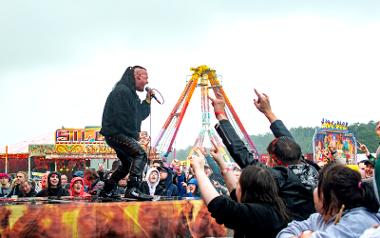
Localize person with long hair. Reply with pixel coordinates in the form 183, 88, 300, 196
191, 147, 289, 238
36, 171, 69, 197
277, 164, 380, 238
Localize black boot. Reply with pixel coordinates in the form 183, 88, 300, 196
124, 177, 153, 201
99, 163, 129, 199
98, 179, 120, 199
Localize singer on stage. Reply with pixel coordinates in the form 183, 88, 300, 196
99, 65, 154, 200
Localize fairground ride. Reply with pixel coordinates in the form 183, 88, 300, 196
153, 65, 259, 162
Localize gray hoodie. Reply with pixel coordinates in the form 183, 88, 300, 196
277, 207, 380, 238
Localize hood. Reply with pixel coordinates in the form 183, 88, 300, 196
69, 176, 86, 196
187, 178, 198, 187
287, 162, 318, 191
47, 171, 62, 189
145, 168, 160, 196
116, 66, 137, 93
158, 166, 174, 187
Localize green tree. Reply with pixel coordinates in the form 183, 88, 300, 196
169, 121, 379, 161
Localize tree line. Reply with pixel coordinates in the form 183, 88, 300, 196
173, 121, 379, 160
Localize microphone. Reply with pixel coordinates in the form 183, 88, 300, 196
145, 87, 161, 104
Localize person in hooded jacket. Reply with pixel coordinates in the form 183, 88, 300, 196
155, 166, 179, 197
99, 66, 155, 201
36, 171, 69, 197
208, 89, 318, 221
69, 177, 90, 198
184, 178, 201, 198
140, 167, 160, 196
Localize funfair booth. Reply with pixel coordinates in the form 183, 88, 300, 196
313, 119, 358, 166
28, 126, 117, 178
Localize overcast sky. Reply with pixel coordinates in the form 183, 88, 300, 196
1, 0, 379, 153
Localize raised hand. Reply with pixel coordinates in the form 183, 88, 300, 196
208, 91, 226, 112
253, 88, 277, 123
189, 147, 206, 172
210, 144, 224, 164
253, 88, 272, 114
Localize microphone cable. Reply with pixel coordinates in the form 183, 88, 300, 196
150, 88, 165, 105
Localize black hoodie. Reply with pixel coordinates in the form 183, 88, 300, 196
155, 167, 179, 196
100, 67, 150, 140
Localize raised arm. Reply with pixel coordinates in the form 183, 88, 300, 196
209, 91, 257, 168
190, 148, 220, 205
253, 89, 293, 139
209, 145, 238, 193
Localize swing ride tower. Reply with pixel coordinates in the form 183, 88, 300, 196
153, 65, 259, 160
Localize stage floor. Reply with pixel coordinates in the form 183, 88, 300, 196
0, 199, 228, 238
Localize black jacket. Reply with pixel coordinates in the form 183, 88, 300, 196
208, 190, 287, 238
100, 67, 150, 139
36, 187, 69, 197
215, 119, 316, 220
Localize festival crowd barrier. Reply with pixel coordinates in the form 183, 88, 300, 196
0, 199, 228, 238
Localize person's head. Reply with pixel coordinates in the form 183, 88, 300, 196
0, 173, 11, 186
111, 160, 121, 171
267, 136, 302, 166
73, 170, 84, 178
316, 164, 379, 222
237, 165, 289, 221
61, 174, 68, 185
375, 121, 380, 138
133, 66, 148, 92
238, 165, 279, 203
20, 180, 34, 194
118, 175, 128, 188
158, 166, 169, 181
41, 172, 49, 190
148, 170, 159, 184
48, 172, 62, 189
204, 164, 212, 177
151, 160, 163, 169
172, 164, 182, 175
70, 177, 85, 196
232, 165, 242, 179
118, 65, 148, 92
187, 178, 198, 193
84, 168, 99, 187
364, 160, 375, 178
358, 161, 367, 179
15, 171, 28, 185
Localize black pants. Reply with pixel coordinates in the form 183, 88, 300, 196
103, 134, 147, 192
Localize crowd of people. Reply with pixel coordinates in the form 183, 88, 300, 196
1, 66, 380, 238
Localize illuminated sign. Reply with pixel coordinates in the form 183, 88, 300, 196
321, 118, 348, 131
55, 126, 105, 144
